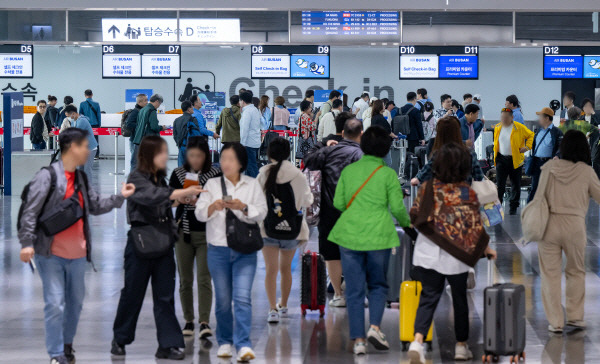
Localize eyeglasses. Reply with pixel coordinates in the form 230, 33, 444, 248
38, 105, 47, 108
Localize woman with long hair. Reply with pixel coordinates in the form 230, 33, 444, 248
169, 136, 221, 339
259, 95, 271, 130
370, 99, 396, 167
257, 138, 313, 323
272, 96, 290, 130
111, 136, 204, 361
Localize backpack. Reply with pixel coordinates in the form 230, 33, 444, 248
173, 114, 189, 148
264, 181, 303, 240
120, 109, 134, 137
392, 107, 414, 136
260, 131, 281, 157
17, 166, 57, 230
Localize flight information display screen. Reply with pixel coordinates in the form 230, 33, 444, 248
298, 11, 399, 41
543, 46, 600, 79
251, 45, 330, 79
102, 45, 181, 79
399, 46, 479, 79
0, 44, 33, 78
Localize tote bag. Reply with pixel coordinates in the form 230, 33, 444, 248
521, 165, 551, 241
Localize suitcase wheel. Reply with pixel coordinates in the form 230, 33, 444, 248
301, 308, 307, 316
318, 305, 325, 317
482, 354, 499, 363
509, 352, 525, 363
401, 342, 409, 351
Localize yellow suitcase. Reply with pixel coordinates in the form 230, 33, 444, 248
399, 280, 434, 351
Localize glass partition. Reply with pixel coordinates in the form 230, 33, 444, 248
0, 10, 66, 42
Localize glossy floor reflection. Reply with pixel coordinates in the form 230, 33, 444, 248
2, 160, 600, 363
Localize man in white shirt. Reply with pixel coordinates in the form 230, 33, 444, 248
239, 91, 262, 178
318, 99, 343, 141
352, 93, 370, 120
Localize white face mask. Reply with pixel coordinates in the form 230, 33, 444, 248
66, 116, 73, 122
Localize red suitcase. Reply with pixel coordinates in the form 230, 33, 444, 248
300, 251, 327, 317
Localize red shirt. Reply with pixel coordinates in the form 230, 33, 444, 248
51, 171, 86, 259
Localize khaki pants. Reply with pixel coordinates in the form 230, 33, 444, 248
175, 231, 212, 324
538, 214, 586, 328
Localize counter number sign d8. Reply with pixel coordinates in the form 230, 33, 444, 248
252, 46, 263, 54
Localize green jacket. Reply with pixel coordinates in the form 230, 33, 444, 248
216, 105, 241, 143
328, 155, 411, 251
133, 103, 161, 145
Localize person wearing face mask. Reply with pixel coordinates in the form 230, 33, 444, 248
62, 105, 98, 178
31, 100, 48, 150
57, 96, 74, 131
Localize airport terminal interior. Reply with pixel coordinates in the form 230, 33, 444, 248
2, 1, 600, 363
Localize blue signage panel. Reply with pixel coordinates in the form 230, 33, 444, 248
3, 92, 24, 195
583, 55, 600, 79
439, 55, 478, 79
125, 89, 153, 104
543, 55, 583, 79
290, 55, 330, 78
314, 89, 343, 104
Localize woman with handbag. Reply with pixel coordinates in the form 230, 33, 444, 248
195, 142, 268, 362
328, 126, 412, 355
111, 136, 204, 361
533, 130, 600, 333
168, 137, 221, 339
407, 142, 496, 364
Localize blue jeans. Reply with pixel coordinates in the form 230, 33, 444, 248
81, 148, 96, 178
130, 143, 139, 171
207, 245, 257, 350
273, 125, 287, 130
178, 146, 186, 167
383, 150, 393, 168
32, 141, 47, 150
245, 147, 259, 178
339, 246, 391, 340
37, 255, 87, 358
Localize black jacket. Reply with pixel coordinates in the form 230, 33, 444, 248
30, 112, 45, 144
371, 114, 391, 133
45, 105, 59, 128
125, 104, 143, 136
400, 103, 424, 141
304, 139, 363, 229
531, 125, 563, 158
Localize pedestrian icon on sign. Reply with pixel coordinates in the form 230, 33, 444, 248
125, 24, 141, 40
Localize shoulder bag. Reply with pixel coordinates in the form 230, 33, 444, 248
346, 165, 383, 209
472, 176, 504, 227
38, 170, 84, 236
521, 163, 551, 241
221, 176, 264, 254
524, 128, 550, 176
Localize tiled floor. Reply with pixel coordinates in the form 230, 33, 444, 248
1, 159, 600, 363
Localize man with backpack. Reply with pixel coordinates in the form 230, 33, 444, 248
173, 100, 202, 166
18, 128, 135, 364
317, 99, 343, 142
79, 89, 102, 158
216, 94, 242, 143
398, 92, 425, 152
122, 93, 148, 170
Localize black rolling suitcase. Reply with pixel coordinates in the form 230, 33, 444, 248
414, 146, 428, 168
404, 152, 420, 181
483, 259, 526, 363
301, 251, 327, 317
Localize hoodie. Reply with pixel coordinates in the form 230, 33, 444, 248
256, 160, 314, 243
542, 159, 600, 218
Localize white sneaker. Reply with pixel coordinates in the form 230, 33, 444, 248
407, 341, 425, 364
329, 295, 346, 307
267, 309, 280, 324
217, 344, 233, 358
454, 343, 473, 361
467, 268, 476, 290
548, 325, 563, 333
367, 327, 390, 350
353, 341, 367, 355
236, 346, 255, 362
276, 302, 288, 315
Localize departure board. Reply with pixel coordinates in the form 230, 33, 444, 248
399, 46, 479, 80
299, 11, 399, 41
102, 45, 181, 79
543, 46, 600, 79
0, 44, 33, 78
251, 45, 330, 79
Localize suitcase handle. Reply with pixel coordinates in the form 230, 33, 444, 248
487, 255, 495, 287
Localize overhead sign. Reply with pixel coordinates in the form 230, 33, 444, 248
102, 45, 181, 79
251, 45, 330, 79
101, 18, 240, 42
300, 11, 399, 41
0, 44, 33, 78
542, 46, 600, 79
399, 46, 479, 80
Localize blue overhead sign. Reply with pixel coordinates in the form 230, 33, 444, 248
543, 55, 583, 79
439, 55, 478, 79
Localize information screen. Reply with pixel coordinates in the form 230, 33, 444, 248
102, 45, 181, 79
0, 44, 33, 78
251, 45, 330, 79
543, 46, 600, 79
399, 46, 479, 80
300, 11, 399, 39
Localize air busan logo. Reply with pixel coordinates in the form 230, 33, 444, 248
12, 99, 23, 108
275, 220, 292, 232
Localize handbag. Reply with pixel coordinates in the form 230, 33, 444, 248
38, 173, 84, 236
524, 128, 550, 176
521, 162, 551, 241
471, 177, 499, 205
130, 219, 175, 259
296, 133, 315, 160
220, 176, 263, 254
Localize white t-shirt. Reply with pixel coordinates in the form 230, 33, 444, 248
413, 234, 470, 275
353, 99, 369, 120
499, 124, 513, 156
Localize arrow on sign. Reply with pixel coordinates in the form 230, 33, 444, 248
108, 25, 120, 38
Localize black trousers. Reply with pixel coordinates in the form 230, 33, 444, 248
527, 156, 550, 203
495, 153, 522, 209
94, 135, 100, 157
413, 267, 469, 342
407, 139, 419, 153
113, 237, 184, 349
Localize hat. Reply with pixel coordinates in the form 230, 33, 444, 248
473, 94, 482, 100
501, 107, 513, 114
536, 107, 555, 118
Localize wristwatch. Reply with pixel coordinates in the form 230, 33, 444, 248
242, 205, 249, 214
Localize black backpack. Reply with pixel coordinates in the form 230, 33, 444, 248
17, 166, 57, 230
120, 109, 133, 137
264, 181, 302, 240
392, 107, 414, 135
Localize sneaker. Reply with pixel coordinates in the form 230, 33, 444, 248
454, 343, 473, 361
466, 268, 476, 290
110, 340, 126, 356
50, 356, 69, 364
199, 322, 213, 339
236, 346, 256, 362
182, 322, 195, 336
64, 344, 75, 364
407, 341, 426, 364
217, 344, 233, 358
276, 302, 288, 315
367, 327, 390, 350
566, 320, 587, 329
548, 325, 563, 333
155, 347, 185, 360
353, 341, 367, 355
329, 295, 346, 307
267, 309, 280, 324
509, 207, 518, 215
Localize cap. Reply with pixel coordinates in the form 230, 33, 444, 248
536, 107, 555, 118
473, 94, 482, 100
501, 107, 513, 114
